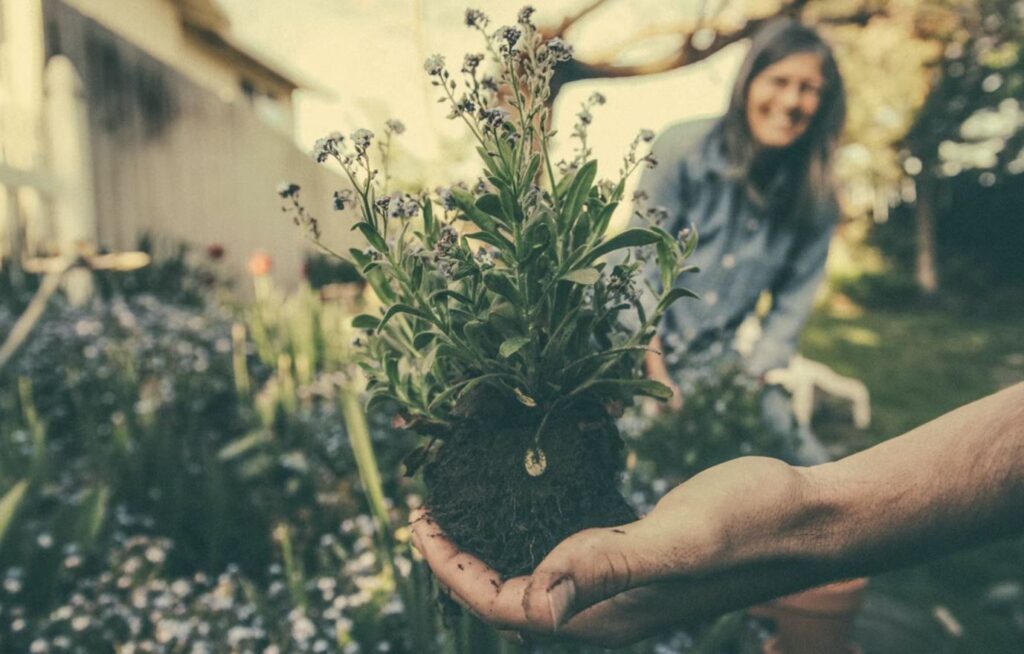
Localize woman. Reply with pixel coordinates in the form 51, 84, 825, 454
639, 18, 846, 464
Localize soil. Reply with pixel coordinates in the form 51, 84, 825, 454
423, 390, 636, 577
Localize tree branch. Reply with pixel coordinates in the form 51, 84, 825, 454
547, 0, 881, 98
541, 0, 610, 39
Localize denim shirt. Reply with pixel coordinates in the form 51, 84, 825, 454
635, 118, 837, 376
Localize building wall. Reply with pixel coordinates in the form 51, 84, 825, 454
41, 1, 350, 288
57, 0, 293, 131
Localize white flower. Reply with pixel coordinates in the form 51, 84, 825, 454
424, 54, 446, 75
291, 616, 316, 642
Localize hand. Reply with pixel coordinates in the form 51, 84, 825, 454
645, 336, 684, 413
410, 457, 811, 648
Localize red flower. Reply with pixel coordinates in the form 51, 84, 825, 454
247, 251, 273, 277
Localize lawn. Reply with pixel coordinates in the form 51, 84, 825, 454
800, 297, 1024, 653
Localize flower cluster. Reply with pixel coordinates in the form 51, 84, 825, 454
562, 92, 609, 173
296, 5, 696, 446
3, 526, 409, 654
311, 131, 344, 164
278, 183, 321, 240
0, 273, 425, 652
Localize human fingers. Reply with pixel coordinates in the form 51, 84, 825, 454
521, 493, 727, 632
550, 580, 696, 647
669, 383, 684, 412
409, 509, 534, 629
519, 521, 665, 631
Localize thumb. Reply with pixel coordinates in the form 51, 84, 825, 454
523, 523, 654, 631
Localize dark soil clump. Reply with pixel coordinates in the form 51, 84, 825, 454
423, 395, 636, 577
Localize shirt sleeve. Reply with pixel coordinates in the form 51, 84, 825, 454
746, 204, 837, 376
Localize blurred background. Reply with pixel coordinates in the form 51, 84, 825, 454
0, 1, 1022, 653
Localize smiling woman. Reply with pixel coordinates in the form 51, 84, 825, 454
638, 18, 847, 466
745, 51, 824, 149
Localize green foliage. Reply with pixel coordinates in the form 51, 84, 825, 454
904, 0, 1024, 183
296, 14, 696, 437
0, 279, 421, 648
627, 360, 795, 493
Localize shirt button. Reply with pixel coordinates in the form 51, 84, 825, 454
722, 254, 736, 269
705, 290, 719, 306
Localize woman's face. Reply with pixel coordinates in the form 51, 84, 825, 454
746, 52, 824, 149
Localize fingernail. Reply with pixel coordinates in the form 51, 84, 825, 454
546, 577, 576, 630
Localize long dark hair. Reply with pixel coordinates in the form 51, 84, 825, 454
715, 18, 846, 226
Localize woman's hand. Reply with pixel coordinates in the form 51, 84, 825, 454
646, 335, 684, 412
410, 457, 814, 648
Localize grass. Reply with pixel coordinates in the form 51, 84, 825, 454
799, 295, 1024, 653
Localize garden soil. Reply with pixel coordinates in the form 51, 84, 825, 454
423, 391, 635, 577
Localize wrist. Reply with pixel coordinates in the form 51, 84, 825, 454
720, 461, 848, 578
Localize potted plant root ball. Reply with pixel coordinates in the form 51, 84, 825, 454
283, 7, 697, 578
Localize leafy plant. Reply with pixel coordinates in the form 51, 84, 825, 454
626, 359, 796, 506
288, 7, 697, 458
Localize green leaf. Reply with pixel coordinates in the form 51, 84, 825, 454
430, 289, 473, 306
434, 347, 470, 373
489, 302, 522, 336
402, 442, 434, 477
581, 228, 661, 266
681, 225, 699, 258
385, 358, 400, 388
483, 271, 521, 304
576, 378, 674, 400
412, 331, 438, 350
656, 239, 675, 291
365, 270, 396, 303
366, 389, 399, 415
465, 230, 514, 253
378, 303, 435, 331
476, 146, 504, 179
422, 198, 435, 244
561, 346, 649, 375
562, 160, 598, 223
498, 183, 522, 223
499, 335, 531, 358
524, 154, 542, 187
476, 194, 505, 219
593, 201, 619, 238
354, 222, 388, 254
349, 248, 371, 268
238, 454, 275, 479
410, 256, 424, 289
77, 484, 110, 545
561, 268, 600, 285
352, 314, 381, 330
427, 373, 509, 412
657, 287, 700, 314
0, 480, 29, 549
451, 188, 507, 233
462, 320, 490, 353
218, 431, 272, 461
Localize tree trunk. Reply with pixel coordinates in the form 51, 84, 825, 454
915, 180, 939, 294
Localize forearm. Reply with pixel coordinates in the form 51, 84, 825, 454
806, 382, 1024, 576
720, 383, 1024, 590
659, 383, 1024, 621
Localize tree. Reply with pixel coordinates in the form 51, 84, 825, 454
901, 0, 1024, 292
